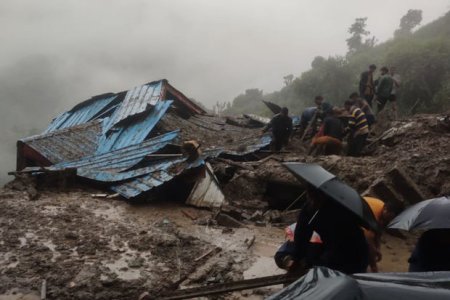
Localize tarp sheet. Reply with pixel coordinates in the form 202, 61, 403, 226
267, 267, 450, 300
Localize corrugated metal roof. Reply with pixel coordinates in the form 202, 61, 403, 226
105, 80, 164, 131
45, 95, 117, 133
96, 100, 172, 155
51, 130, 179, 172
110, 157, 205, 198
20, 119, 103, 164
186, 163, 225, 208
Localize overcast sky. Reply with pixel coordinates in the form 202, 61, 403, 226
1, 0, 449, 109
0, 0, 449, 182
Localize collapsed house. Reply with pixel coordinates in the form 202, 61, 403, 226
16, 79, 272, 208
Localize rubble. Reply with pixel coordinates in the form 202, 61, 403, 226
3, 76, 450, 298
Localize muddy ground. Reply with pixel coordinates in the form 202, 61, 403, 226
0, 112, 448, 299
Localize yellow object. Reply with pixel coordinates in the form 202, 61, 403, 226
311, 136, 342, 146
363, 197, 385, 240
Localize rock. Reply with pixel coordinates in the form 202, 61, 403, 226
64, 231, 79, 240
387, 167, 425, 204
264, 210, 282, 223
128, 257, 145, 268
215, 213, 245, 228
368, 178, 403, 205
73, 265, 98, 287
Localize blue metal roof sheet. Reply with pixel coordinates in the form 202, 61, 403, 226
20, 119, 103, 164
104, 80, 164, 131
45, 95, 117, 133
96, 100, 172, 155
110, 157, 205, 199
51, 130, 179, 172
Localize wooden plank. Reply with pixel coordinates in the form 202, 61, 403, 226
156, 273, 302, 300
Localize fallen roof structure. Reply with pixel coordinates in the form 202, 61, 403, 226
16, 79, 271, 207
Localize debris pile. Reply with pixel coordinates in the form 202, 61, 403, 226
3, 79, 450, 299
13, 79, 271, 208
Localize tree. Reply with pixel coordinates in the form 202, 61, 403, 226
346, 17, 376, 56
311, 56, 326, 69
283, 74, 294, 86
395, 9, 422, 38
346, 18, 370, 55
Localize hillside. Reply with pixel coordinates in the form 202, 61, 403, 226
227, 11, 450, 116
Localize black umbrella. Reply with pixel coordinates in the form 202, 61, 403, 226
283, 162, 379, 231
388, 196, 450, 231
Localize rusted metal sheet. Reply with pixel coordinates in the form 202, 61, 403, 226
51, 130, 179, 172
105, 80, 164, 131
45, 95, 117, 133
186, 163, 225, 208
110, 157, 205, 198
163, 81, 206, 115
19, 119, 103, 164
97, 100, 172, 154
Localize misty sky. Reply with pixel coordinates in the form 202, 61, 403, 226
0, 0, 449, 182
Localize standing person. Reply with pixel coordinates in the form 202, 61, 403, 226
298, 96, 333, 141
375, 67, 394, 114
292, 186, 369, 274
263, 107, 293, 151
298, 106, 317, 139
350, 92, 375, 128
344, 100, 369, 156
359, 64, 377, 107
390, 67, 401, 119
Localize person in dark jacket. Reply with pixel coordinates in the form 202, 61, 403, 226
263, 107, 293, 151
375, 66, 394, 114
408, 229, 450, 272
359, 64, 377, 107
292, 186, 369, 274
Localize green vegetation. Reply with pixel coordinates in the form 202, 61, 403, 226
227, 10, 450, 116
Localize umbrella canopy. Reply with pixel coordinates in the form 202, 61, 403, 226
267, 267, 450, 300
388, 196, 450, 231
283, 162, 379, 232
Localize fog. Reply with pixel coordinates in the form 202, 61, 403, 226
1, 0, 449, 183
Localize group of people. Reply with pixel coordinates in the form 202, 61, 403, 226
274, 186, 450, 276
274, 188, 400, 275
263, 64, 401, 156
360, 64, 400, 118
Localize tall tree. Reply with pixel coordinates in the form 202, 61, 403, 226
283, 74, 294, 86
346, 17, 371, 56
395, 9, 423, 38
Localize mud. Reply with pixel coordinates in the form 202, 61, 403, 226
1, 112, 448, 299
0, 189, 252, 299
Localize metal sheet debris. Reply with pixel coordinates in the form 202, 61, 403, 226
45, 95, 117, 133
104, 80, 164, 131
96, 100, 172, 154
110, 157, 205, 199
186, 163, 225, 208
19, 119, 104, 164
17, 78, 272, 201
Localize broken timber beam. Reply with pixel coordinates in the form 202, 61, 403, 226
156, 273, 300, 300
